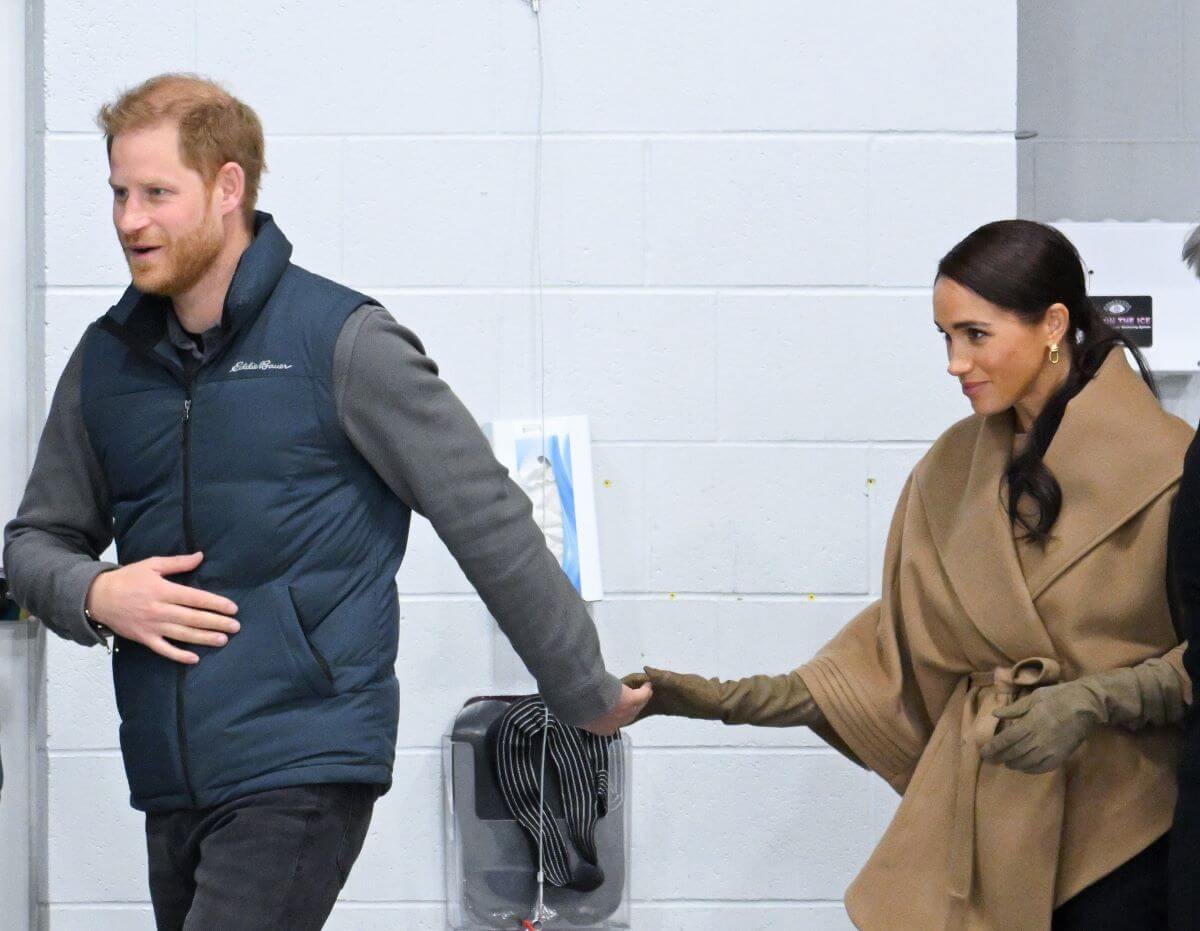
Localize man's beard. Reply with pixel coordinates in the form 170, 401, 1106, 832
127, 217, 224, 298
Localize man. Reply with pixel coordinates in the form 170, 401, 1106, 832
3, 73, 649, 930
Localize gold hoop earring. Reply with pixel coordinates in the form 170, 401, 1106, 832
1049, 343, 1060, 365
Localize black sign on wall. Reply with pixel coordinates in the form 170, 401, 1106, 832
1090, 296, 1152, 347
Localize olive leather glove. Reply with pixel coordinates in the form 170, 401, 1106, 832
979, 657, 1188, 775
621, 666, 822, 726
621, 666, 865, 767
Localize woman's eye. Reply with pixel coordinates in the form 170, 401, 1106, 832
967, 328, 987, 342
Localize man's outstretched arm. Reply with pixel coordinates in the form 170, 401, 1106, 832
333, 304, 649, 731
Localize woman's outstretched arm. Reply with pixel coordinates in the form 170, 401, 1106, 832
622, 666, 864, 766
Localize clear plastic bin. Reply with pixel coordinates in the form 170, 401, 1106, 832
443, 697, 632, 929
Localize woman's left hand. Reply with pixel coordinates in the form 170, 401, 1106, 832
978, 682, 1104, 774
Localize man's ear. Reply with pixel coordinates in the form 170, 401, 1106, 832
213, 161, 246, 221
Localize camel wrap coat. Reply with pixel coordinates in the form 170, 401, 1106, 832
798, 350, 1193, 930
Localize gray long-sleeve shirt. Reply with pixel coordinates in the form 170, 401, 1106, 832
3, 303, 620, 726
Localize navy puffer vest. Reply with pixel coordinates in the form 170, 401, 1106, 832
81, 214, 410, 812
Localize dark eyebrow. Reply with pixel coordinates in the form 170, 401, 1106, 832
949, 321, 991, 331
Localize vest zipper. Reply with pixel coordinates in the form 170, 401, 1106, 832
177, 381, 198, 808
181, 395, 195, 549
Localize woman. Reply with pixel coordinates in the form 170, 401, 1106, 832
627, 220, 1192, 930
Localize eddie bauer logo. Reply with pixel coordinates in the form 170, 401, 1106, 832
229, 360, 294, 373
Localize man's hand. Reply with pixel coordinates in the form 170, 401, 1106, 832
85, 551, 239, 664
579, 682, 653, 736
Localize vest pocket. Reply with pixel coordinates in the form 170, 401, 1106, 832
272, 584, 337, 698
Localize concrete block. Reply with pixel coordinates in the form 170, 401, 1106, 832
490, 600, 617, 695
344, 139, 644, 287
543, 293, 719, 441
716, 293, 966, 442
395, 601, 495, 748
45, 634, 120, 752
396, 518, 474, 596
372, 293, 537, 426
43, 291, 120, 399
549, 1, 1013, 132
343, 139, 534, 287
47, 755, 147, 902
870, 774, 902, 844
592, 445, 651, 593
869, 137, 1016, 285
632, 750, 876, 900
45, 138, 125, 286
195, 0, 537, 134
258, 139, 344, 280
633, 903, 856, 931
540, 140, 646, 285
645, 138, 871, 286
867, 446, 930, 596
643, 446, 870, 593
325, 905, 446, 930
489, 628, 537, 694
44, 0, 194, 131
868, 1, 1015, 131
339, 751, 445, 901
46, 906, 155, 931
547, 3, 875, 132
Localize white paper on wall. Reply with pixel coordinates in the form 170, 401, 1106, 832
487, 416, 603, 602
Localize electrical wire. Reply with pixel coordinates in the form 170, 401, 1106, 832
529, 2, 550, 929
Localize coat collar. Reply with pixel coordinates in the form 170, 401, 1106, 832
916, 349, 1191, 663
100, 212, 293, 378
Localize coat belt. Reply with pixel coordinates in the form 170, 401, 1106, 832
949, 657, 1062, 906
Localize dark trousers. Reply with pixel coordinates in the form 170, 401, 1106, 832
146, 782, 378, 931
1172, 761, 1200, 930
1052, 833, 1169, 930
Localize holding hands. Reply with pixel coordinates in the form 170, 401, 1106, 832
580, 681, 654, 736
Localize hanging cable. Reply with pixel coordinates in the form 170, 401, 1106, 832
527, 1, 550, 929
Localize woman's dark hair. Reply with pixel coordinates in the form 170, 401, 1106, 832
936, 219, 1156, 545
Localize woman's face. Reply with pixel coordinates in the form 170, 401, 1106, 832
932, 276, 1068, 422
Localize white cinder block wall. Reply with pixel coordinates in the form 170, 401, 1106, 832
31, 2, 1017, 928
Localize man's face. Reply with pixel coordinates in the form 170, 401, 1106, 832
108, 122, 224, 297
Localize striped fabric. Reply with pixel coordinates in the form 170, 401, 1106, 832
492, 696, 616, 891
